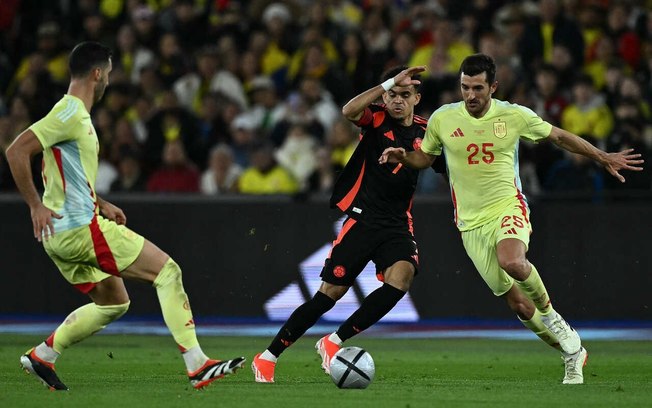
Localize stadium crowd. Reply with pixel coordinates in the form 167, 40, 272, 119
0, 0, 651, 197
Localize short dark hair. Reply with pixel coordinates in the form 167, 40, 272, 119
381, 65, 421, 92
68, 42, 112, 78
460, 53, 496, 84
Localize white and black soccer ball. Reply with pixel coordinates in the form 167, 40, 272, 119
329, 346, 375, 389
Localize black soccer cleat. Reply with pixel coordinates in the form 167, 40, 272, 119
20, 348, 68, 391
188, 356, 246, 389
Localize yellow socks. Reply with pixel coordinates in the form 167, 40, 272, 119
519, 308, 562, 351
153, 258, 200, 352
515, 264, 552, 314
50, 301, 130, 353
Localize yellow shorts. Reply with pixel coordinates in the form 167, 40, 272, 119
461, 203, 532, 296
43, 215, 145, 293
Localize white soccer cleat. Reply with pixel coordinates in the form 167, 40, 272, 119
562, 347, 588, 384
541, 310, 581, 354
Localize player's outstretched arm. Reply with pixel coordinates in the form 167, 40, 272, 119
5, 129, 62, 241
379, 147, 436, 169
341, 66, 426, 122
98, 197, 127, 225
548, 126, 644, 182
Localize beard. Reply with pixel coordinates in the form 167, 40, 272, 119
93, 83, 107, 103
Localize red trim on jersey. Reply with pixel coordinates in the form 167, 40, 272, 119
406, 198, 414, 234
45, 332, 55, 347
328, 217, 357, 258
514, 181, 530, 223
392, 163, 403, 174
336, 160, 366, 212
73, 282, 97, 293
372, 111, 385, 128
52, 147, 66, 193
355, 107, 373, 127
413, 115, 428, 124
384, 130, 395, 141
451, 185, 459, 226
89, 215, 120, 276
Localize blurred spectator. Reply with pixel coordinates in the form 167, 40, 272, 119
114, 24, 156, 84
173, 46, 247, 114
326, 118, 358, 173
617, 76, 651, 119
531, 64, 569, 126
240, 76, 284, 137
238, 143, 298, 195
384, 30, 416, 73
544, 138, 604, 198
605, 3, 641, 70
561, 74, 614, 143
131, 5, 160, 51
274, 123, 318, 192
200, 143, 242, 195
0, 0, 650, 197
230, 114, 259, 167
584, 35, 617, 90
409, 18, 474, 76
80, 11, 113, 46
605, 97, 652, 190
339, 30, 373, 96
147, 139, 200, 193
110, 149, 147, 193
143, 90, 200, 171
292, 41, 350, 105
519, 0, 584, 78
310, 145, 335, 194
157, 32, 187, 86
159, 0, 208, 50
287, 26, 341, 92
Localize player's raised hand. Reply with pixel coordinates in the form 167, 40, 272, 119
379, 147, 407, 164
602, 148, 644, 183
30, 203, 63, 242
394, 66, 426, 88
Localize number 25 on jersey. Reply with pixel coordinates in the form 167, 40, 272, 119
467, 143, 494, 165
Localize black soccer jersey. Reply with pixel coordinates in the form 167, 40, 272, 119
330, 104, 428, 228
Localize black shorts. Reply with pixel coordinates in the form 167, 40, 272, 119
320, 217, 419, 287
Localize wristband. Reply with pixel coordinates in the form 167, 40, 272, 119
381, 78, 395, 91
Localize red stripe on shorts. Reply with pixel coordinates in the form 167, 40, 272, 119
73, 282, 96, 293
89, 215, 120, 276
327, 218, 357, 258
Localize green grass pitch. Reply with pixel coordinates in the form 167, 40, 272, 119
1, 334, 650, 408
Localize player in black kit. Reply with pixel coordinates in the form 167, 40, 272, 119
252, 66, 429, 383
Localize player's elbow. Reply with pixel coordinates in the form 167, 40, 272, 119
341, 104, 361, 122
5, 143, 20, 166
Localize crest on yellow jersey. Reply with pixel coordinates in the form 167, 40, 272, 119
493, 121, 507, 138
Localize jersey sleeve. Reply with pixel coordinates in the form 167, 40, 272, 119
421, 112, 443, 156
30, 108, 80, 149
353, 104, 385, 129
515, 104, 553, 142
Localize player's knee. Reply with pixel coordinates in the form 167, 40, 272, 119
153, 258, 182, 288
319, 282, 349, 300
96, 301, 130, 323
498, 257, 529, 279
383, 262, 415, 291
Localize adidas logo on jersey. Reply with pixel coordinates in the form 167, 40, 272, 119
450, 128, 465, 137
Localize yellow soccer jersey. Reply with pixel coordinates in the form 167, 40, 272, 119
30, 94, 100, 233
422, 99, 552, 231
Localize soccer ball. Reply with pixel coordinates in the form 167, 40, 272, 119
329, 346, 375, 389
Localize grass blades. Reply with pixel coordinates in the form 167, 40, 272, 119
1, 334, 650, 408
